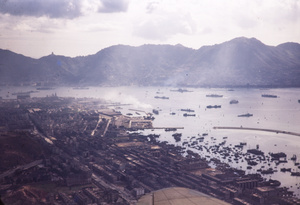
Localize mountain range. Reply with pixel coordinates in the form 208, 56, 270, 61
1, 37, 300, 87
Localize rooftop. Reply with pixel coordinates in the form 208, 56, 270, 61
137, 187, 230, 205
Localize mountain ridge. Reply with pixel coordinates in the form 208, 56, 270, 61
0, 37, 300, 87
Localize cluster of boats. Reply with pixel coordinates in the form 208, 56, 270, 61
172, 133, 182, 142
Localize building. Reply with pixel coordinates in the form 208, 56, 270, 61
137, 187, 231, 205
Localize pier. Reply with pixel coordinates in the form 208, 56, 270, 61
213, 126, 300, 137
146, 127, 184, 130
129, 108, 148, 114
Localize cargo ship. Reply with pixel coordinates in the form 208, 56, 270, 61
183, 113, 196, 117
238, 113, 253, 117
154, 96, 169, 99
206, 105, 221, 109
261, 94, 277, 98
180, 108, 195, 112
206, 94, 223, 97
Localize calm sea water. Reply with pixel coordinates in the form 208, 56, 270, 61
1, 86, 300, 197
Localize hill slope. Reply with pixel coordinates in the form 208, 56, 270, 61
0, 37, 300, 87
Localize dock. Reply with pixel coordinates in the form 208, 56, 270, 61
146, 127, 184, 130
129, 108, 148, 115
213, 126, 300, 137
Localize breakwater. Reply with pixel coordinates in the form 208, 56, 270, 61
213, 126, 300, 137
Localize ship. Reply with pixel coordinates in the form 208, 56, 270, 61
154, 96, 169, 99
280, 168, 291, 172
206, 94, 223, 97
36, 87, 54, 90
180, 108, 195, 112
183, 113, 196, 117
12, 91, 38, 95
165, 128, 177, 132
247, 149, 264, 155
16, 93, 30, 99
206, 105, 221, 109
291, 172, 300, 176
238, 113, 253, 117
73, 87, 89, 90
170, 88, 192, 93
261, 94, 277, 98
291, 154, 297, 161
152, 109, 159, 115
260, 168, 274, 174
230, 100, 239, 104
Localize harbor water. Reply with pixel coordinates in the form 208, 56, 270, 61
1, 86, 300, 197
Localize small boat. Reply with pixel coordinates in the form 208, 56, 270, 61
291, 154, 297, 161
230, 100, 239, 104
152, 109, 159, 115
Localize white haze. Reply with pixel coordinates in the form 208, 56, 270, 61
102, 90, 152, 109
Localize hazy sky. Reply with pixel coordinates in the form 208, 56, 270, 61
0, 0, 299, 58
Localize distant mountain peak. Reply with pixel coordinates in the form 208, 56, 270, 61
227, 37, 264, 45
